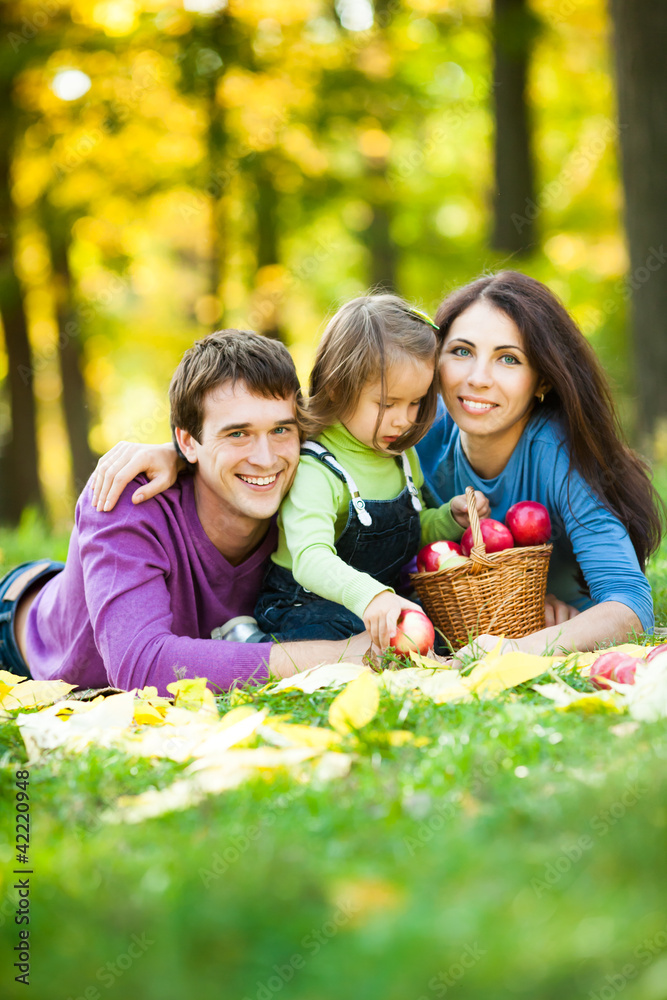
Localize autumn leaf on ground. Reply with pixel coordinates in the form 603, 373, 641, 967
271, 662, 369, 694
167, 677, 218, 715
467, 652, 559, 697
0, 679, 76, 711
329, 671, 380, 735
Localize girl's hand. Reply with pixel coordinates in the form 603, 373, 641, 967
363, 591, 425, 651
544, 593, 581, 627
92, 442, 184, 512
450, 490, 490, 528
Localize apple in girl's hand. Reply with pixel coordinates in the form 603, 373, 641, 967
505, 501, 552, 546
461, 519, 515, 557
389, 610, 435, 656
591, 651, 639, 688
417, 540, 463, 572
646, 643, 667, 662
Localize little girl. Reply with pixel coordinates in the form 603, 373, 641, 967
243, 294, 485, 651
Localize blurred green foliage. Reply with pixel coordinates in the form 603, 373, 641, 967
1, 0, 649, 522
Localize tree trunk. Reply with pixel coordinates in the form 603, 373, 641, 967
252, 157, 284, 342
45, 214, 96, 495
0, 30, 43, 521
610, 0, 667, 449
491, 0, 538, 253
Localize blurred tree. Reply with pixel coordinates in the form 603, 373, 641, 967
0, 2, 44, 521
610, 0, 667, 450
491, 0, 540, 253
39, 200, 96, 493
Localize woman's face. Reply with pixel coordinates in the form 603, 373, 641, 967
439, 300, 548, 441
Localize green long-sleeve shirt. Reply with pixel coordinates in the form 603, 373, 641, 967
272, 423, 463, 619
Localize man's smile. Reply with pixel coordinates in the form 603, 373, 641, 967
236, 472, 282, 488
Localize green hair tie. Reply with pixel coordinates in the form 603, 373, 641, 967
407, 307, 439, 331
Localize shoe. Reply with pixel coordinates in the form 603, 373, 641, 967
210, 616, 266, 643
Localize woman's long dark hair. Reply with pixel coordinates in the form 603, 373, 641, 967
435, 270, 664, 570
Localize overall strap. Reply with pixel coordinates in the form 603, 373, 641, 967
300, 441, 373, 526
400, 451, 422, 512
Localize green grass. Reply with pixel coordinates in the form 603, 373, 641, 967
1, 475, 667, 999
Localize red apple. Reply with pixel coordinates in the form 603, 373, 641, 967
646, 643, 667, 662
505, 501, 552, 546
591, 651, 639, 689
461, 519, 515, 557
417, 540, 463, 573
389, 609, 435, 656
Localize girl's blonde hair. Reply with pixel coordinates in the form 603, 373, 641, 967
304, 294, 441, 450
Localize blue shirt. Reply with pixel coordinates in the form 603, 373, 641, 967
416, 399, 653, 631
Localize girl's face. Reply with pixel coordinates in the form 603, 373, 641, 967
343, 357, 434, 452
440, 300, 548, 441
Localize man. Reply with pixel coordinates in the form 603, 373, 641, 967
0, 331, 369, 694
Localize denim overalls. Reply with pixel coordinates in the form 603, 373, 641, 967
255, 441, 422, 642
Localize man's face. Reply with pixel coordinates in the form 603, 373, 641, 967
176, 380, 301, 524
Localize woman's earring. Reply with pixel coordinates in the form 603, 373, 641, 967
538, 392, 545, 403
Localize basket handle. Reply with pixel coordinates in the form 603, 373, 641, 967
465, 486, 485, 553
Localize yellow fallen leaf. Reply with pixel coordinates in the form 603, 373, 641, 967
467, 652, 557, 697
0, 679, 76, 711
228, 687, 254, 706
261, 720, 342, 749
271, 662, 369, 694
0, 669, 27, 698
55, 696, 105, 719
219, 705, 258, 729
133, 701, 166, 726
329, 671, 380, 735
557, 692, 624, 715
167, 677, 218, 715
365, 729, 429, 747
136, 685, 159, 700
379, 667, 470, 704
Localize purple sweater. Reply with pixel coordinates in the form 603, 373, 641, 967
26, 475, 274, 695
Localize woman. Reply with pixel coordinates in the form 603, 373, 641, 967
92, 271, 663, 655
416, 270, 662, 655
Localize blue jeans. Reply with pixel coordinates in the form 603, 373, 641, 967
0, 561, 65, 677
255, 564, 365, 643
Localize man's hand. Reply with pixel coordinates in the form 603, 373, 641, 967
92, 442, 184, 512
363, 591, 425, 651
544, 593, 580, 627
450, 490, 490, 528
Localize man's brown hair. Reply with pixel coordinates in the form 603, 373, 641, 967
170, 329, 303, 442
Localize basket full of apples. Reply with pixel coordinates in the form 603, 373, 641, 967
410, 487, 553, 650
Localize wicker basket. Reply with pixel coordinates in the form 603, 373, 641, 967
410, 487, 552, 650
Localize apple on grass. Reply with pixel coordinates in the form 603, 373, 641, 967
461, 519, 514, 557
646, 643, 667, 662
591, 651, 639, 688
417, 540, 463, 573
389, 609, 435, 658
505, 501, 552, 546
